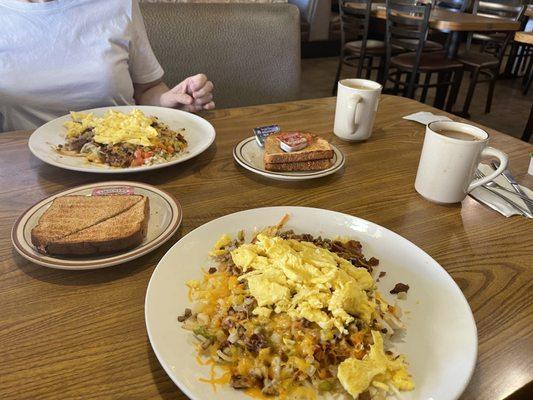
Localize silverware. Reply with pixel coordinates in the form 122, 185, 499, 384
491, 161, 533, 214
474, 170, 533, 205
475, 184, 533, 218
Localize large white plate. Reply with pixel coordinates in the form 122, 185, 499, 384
145, 207, 477, 400
28, 106, 216, 173
11, 181, 182, 270
233, 137, 345, 181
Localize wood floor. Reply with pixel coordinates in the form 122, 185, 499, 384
300, 57, 532, 142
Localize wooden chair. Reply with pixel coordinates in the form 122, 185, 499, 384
456, 0, 526, 116
514, 31, 533, 95
384, 0, 464, 110
523, 104, 532, 143
332, 0, 386, 94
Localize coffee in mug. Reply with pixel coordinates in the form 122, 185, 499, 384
334, 79, 382, 141
415, 121, 508, 204
433, 129, 481, 141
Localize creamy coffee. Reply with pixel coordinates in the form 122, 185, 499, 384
434, 129, 480, 141
342, 82, 370, 90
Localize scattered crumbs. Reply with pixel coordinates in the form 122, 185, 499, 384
208, 267, 217, 274
390, 283, 410, 295
379, 271, 386, 278
416, 300, 420, 305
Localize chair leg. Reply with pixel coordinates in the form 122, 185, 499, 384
462, 68, 480, 117
522, 104, 533, 142
419, 72, 431, 104
446, 69, 463, 113
485, 70, 497, 114
523, 54, 533, 95
377, 56, 386, 85
433, 72, 448, 110
366, 57, 373, 80
405, 71, 418, 99
393, 71, 401, 95
332, 52, 344, 96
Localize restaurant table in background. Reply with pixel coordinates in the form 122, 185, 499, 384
366, 2, 521, 58
0, 96, 532, 400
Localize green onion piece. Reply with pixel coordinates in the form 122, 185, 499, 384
318, 381, 333, 392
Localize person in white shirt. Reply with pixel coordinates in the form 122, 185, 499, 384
0, 0, 215, 132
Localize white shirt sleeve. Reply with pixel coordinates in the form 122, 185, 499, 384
129, 0, 164, 84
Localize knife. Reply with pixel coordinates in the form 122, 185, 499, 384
491, 161, 533, 214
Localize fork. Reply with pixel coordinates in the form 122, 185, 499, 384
474, 170, 533, 205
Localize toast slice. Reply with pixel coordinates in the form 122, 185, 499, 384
265, 158, 333, 172
263, 133, 334, 164
31, 195, 143, 251
45, 197, 149, 256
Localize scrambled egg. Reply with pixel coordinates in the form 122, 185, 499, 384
64, 109, 158, 146
337, 331, 414, 397
231, 234, 376, 334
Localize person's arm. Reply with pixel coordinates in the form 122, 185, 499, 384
134, 74, 215, 112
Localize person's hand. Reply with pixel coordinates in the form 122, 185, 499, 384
160, 74, 215, 112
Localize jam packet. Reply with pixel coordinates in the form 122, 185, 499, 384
278, 132, 310, 152
253, 124, 280, 147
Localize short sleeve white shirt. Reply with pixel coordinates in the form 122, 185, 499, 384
0, 0, 164, 132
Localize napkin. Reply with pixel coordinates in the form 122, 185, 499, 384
403, 111, 452, 125
469, 164, 533, 218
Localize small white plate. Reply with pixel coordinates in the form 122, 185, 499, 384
11, 181, 182, 270
145, 207, 477, 400
28, 106, 216, 174
233, 137, 345, 181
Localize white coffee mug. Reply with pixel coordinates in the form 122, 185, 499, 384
334, 79, 382, 141
415, 121, 508, 204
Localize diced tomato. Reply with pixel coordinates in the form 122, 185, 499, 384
143, 151, 154, 159
130, 157, 143, 167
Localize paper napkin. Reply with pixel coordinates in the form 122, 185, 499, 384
469, 164, 533, 218
403, 112, 452, 125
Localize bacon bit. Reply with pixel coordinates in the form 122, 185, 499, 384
208, 267, 217, 274
379, 271, 386, 278
368, 257, 379, 266
390, 283, 410, 294
177, 308, 192, 322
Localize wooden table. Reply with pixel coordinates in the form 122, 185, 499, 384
526, 5, 533, 19
369, 3, 521, 32
1, 96, 532, 400
515, 31, 533, 46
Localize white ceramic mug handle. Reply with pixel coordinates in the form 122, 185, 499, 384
467, 147, 508, 192
348, 94, 362, 134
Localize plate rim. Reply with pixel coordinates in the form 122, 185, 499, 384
28, 105, 216, 174
145, 206, 478, 400
233, 137, 345, 181
11, 180, 183, 270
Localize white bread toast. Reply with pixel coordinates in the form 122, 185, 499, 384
45, 197, 149, 256
263, 133, 334, 165
31, 195, 149, 256
264, 159, 333, 172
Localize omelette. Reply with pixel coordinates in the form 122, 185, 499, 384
59, 109, 187, 168
181, 221, 414, 399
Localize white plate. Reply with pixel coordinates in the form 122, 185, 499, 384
28, 106, 216, 173
233, 137, 345, 181
145, 207, 477, 400
11, 181, 182, 270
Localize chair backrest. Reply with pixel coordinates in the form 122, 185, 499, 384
385, 0, 432, 55
339, 0, 374, 76
432, 0, 469, 13
140, 3, 301, 109
475, 0, 525, 20
385, 0, 431, 97
466, 0, 526, 54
